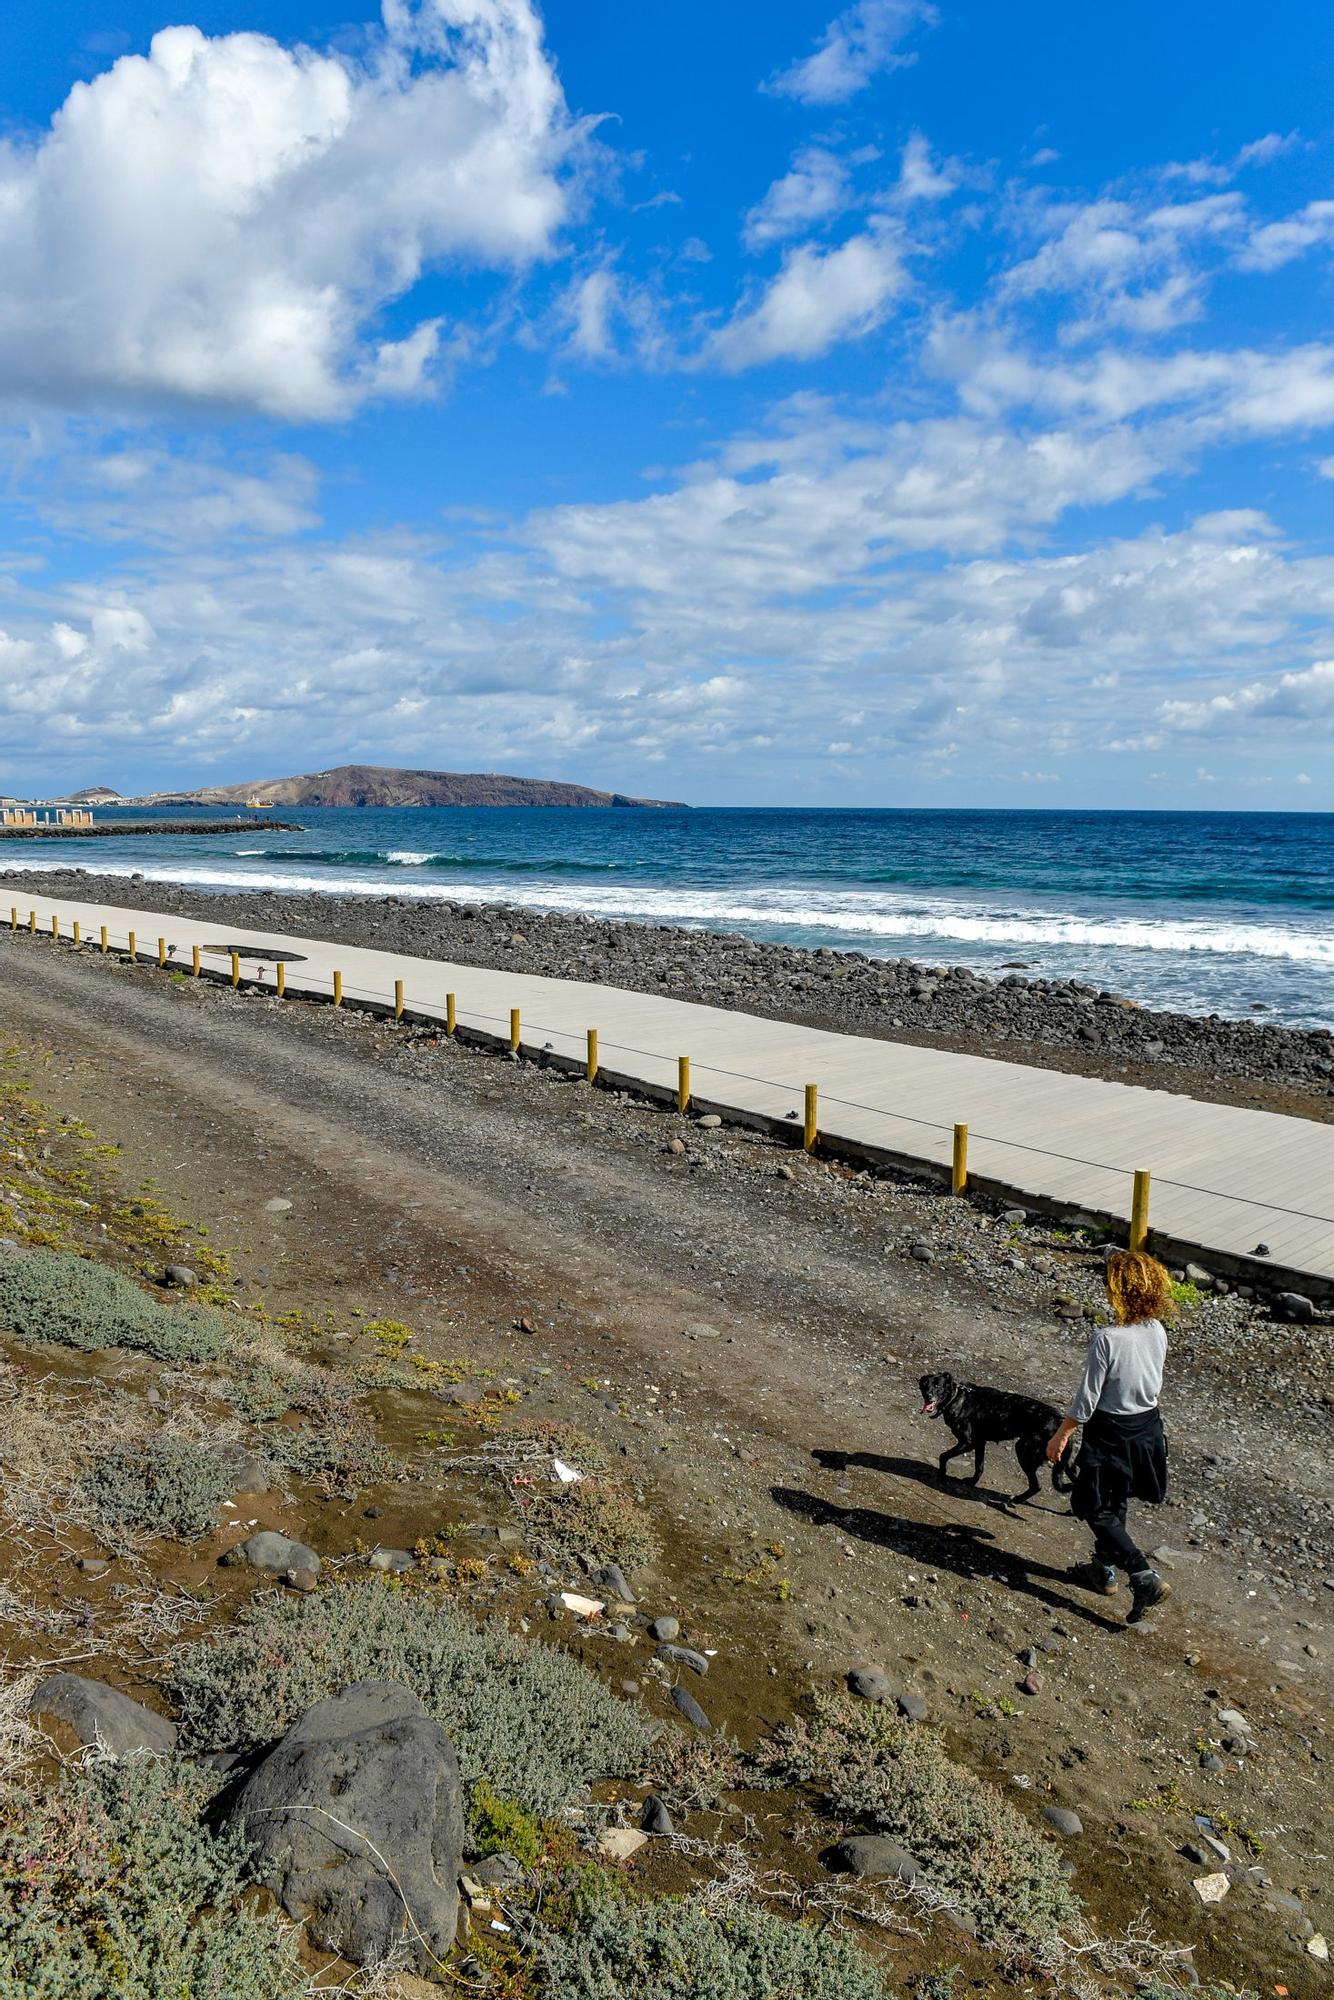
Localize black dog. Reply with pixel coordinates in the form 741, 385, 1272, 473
919, 1370, 1075, 1503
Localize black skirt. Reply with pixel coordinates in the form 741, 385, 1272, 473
1071, 1407, 1168, 1521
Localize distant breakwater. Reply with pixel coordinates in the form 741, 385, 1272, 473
0, 820, 305, 840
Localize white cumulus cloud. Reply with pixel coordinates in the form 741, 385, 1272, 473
766, 0, 937, 105
1160, 658, 1334, 733
743, 148, 852, 250
1236, 199, 1334, 273
0, 1, 581, 420
707, 231, 908, 370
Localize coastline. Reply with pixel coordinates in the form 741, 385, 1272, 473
4, 861, 1332, 1123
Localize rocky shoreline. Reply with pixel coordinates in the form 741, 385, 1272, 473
6, 862, 1333, 1118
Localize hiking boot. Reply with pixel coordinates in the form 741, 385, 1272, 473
1068, 1560, 1118, 1595
1127, 1570, 1172, 1624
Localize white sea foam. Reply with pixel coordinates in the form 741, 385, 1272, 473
9, 853, 1333, 967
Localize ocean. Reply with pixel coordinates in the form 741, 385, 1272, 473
7, 806, 1333, 1028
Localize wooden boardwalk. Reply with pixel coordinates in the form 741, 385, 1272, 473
6, 890, 1333, 1289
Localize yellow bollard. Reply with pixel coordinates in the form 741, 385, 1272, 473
586, 1027, 598, 1082
9, 907, 15, 931
128, 930, 136, 959
395, 977, 404, 1021
677, 1055, 691, 1114
446, 992, 456, 1036
952, 1122, 969, 1195
1130, 1169, 1151, 1252
333, 969, 342, 1007
510, 1006, 521, 1053
72, 920, 80, 945
231, 951, 240, 989
100, 924, 108, 953
158, 937, 167, 968
51, 914, 59, 940
28, 909, 36, 933
276, 962, 285, 998
804, 1083, 818, 1153
192, 944, 200, 977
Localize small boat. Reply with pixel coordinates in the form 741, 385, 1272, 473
244, 797, 276, 809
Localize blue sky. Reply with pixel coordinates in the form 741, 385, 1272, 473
1, 0, 1333, 806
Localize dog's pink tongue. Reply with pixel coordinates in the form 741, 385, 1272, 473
921, 1399, 936, 1414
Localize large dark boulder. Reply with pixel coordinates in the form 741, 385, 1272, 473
30, 1673, 177, 1757
228, 1680, 464, 1977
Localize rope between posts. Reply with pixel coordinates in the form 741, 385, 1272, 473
17, 914, 1334, 1231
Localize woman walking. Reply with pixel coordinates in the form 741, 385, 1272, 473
1047, 1248, 1173, 1625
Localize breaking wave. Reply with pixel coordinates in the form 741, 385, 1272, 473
9, 853, 1333, 968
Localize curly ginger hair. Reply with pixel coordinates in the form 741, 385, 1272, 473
1105, 1248, 1174, 1325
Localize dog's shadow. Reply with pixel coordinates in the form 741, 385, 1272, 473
793, 1457, 1118, 1630
813, 1446, 1068, 1515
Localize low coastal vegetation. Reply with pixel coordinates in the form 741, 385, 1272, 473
0, 1759, 307, 1999
82, 1436, 234, 1540
757, 1694, 1078, 1954
0, 1243, 228, 1361
169, 1582, 655, 1831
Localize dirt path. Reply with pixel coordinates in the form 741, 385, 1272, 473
2, 935, 1330, 1993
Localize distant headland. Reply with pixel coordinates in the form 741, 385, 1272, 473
30, 765, 688, 810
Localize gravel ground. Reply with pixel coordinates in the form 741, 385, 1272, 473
2, 931, 1331, 1992
5, 862, 1333, 1123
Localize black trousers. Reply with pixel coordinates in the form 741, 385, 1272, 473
1071, 1408, 1167, 1580
1087, 1492, 1147, 1575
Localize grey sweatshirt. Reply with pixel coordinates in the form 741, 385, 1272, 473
1069, 1317, 1166, 1424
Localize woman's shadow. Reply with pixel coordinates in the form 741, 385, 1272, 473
780, 1449, 1119, 1630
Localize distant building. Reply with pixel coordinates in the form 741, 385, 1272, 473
0, 805, 94, 828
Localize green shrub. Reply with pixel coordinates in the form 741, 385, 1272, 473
756, 1695, 1078, 1954
0, 1758, 305, 1999
649, 1727, 744, 1811
270, 1413, 398, 1499
523, 1474, 659, 1571
169, 1580, 652, 1828
470, 1782, 550, 1867
0, 1247, 227, 1362
510, 1425, 659, 1572
534, 1874, 893, 2000
82, 1437, 232, 1540
219, 1357, 301, 1422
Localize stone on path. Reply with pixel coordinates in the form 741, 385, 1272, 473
597, 1827, 649, 1863
263, 1198, 293, 1213
597, 1564, 636, 1604
657, 1644, 709, 1676
848, 1668, 896, 1703
228, 1529, 321, 1577
162, 1264, 197, 1288
1193, 1871, 1231, 1904
897, 1692, 929, 1722
229, 1680, 464, 1976
1043, 1807, 1083, 1837
670, 1685, 711, 1732
640, 1795, 674, 1836
30, 1674, 176, 1758
828, 1835, 920, 1884
647, 1615, 679, 1643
